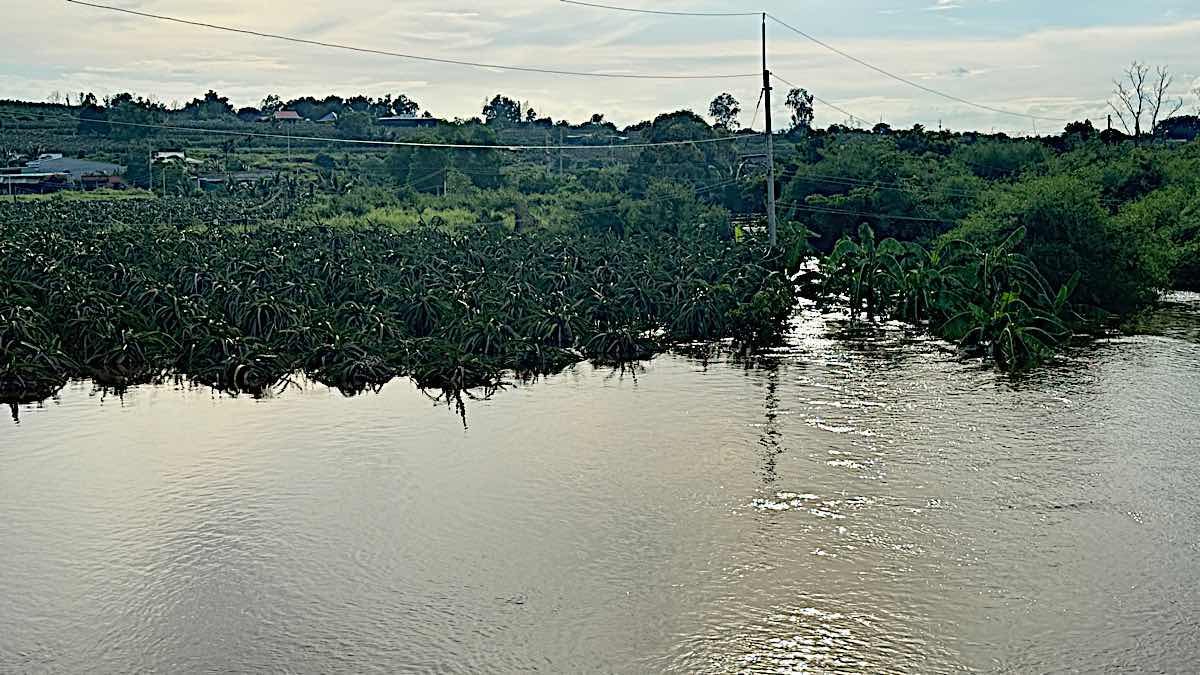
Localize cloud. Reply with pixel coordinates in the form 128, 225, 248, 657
1, 1, 1197, 133
926, 1, 963, 11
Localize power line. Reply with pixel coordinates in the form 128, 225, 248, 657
552, 0, 1072, 123
779, 167, 1124, 206
765, 13, 1068, 123
63, 0, 757, 81
770, 73, 867, 127
1, 111, 757, 151
748, 87, 765, 131
560, 0, 760, 17
571, 176, 739, 214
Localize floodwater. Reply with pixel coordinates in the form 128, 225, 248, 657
2, 294, 1198, 673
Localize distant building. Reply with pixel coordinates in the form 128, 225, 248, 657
273, 110, 303, 123
377, 115, 439, 129
316, 111, 339, 124
3, 173, 71, 194
198, 170, 276, 190
22, 157, 125, 180
152, 151, 203, 166
81, 175, 128, 191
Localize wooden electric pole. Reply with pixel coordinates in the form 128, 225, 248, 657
762, 13, 778, 247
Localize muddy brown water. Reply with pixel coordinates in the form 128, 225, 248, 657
2, 294, 1198, 673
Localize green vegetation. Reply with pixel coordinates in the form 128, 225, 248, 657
791, 133, 1199, 369
822, 225, 1078, 369
2, 87, 1198, 386
0, 198, 795, 403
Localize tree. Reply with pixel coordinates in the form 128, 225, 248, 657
393, 94, 420, 116
1063, 119, 1096, 141
785, 88, 815, 132
122, 144, 152, 189
482, 95, 522, 124
708, 93, 741, 129
950, 175, 1167, 314
525, 107, 538, 123
107, 93, 165, 140
345, 95, 372, 112
77, 102, 107, 136
335, 111, 372, 137
314, 153, 336, 171
260, 94, 283, 114
369, 94, 394, 117
182, 90, 234, 119
1109, 62, 1184, 140
1153, 115, 1200, 141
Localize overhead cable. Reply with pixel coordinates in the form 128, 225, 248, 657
766, 13, 1067, 123
63, 0, 756, 80
770, 73, 867, 127
560, 0, 760, 17
2, 111, 756, 151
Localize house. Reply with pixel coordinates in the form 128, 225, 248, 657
273, 110, 303, 123
377, 115, 438, 129
80, 175, 128, 191
316, 111, 339, 124
198, 170, 276, 190
152, 151, 203, 167
22, 157, 125, 180
2, 172, 71, 194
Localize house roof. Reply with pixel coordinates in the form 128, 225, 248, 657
317, 112, 339, 122
22, 158, 125, 177
274, 110, 303, 120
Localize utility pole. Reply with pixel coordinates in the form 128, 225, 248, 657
762, 13, 778, 247
558, 127, 564, 176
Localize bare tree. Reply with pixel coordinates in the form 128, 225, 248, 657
1109, 61, 1184, 140
1149, 65, 1184, 130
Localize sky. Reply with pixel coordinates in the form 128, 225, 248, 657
3, 0, 1199, 134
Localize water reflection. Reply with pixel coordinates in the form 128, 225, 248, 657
2, 296, 1199, 672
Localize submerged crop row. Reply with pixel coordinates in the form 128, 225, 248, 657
0, 214, 795, 405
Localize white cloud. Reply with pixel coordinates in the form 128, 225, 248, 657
1, 1, 1197, 133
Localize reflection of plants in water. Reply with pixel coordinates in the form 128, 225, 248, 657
421, 383, 507, 429
821, 225, 1081, 370
757, 364, 783, 484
